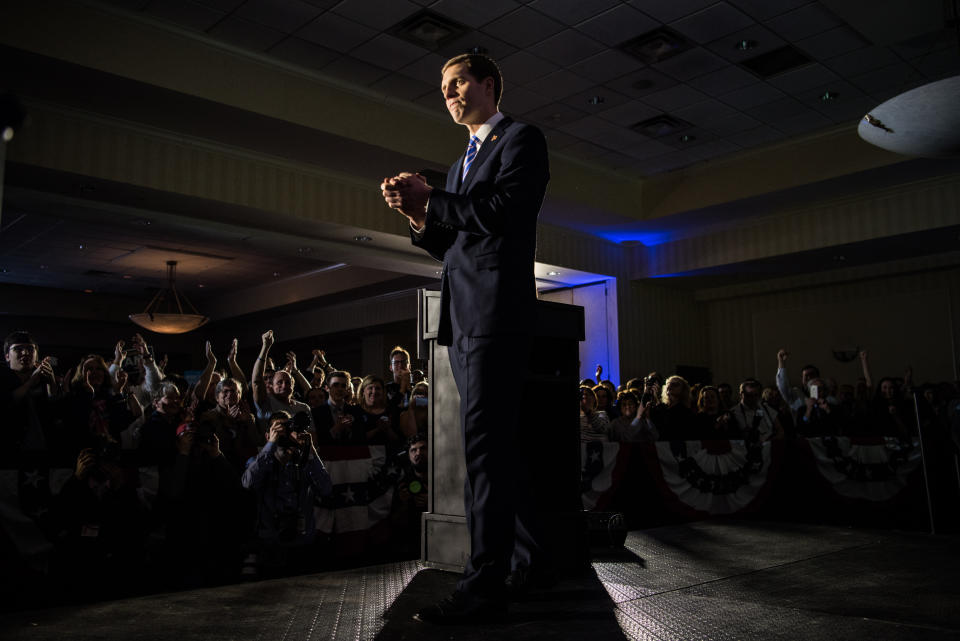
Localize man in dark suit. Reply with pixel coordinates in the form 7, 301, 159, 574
381, 54, 550, 624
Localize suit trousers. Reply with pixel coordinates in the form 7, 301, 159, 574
447, 328, 542, 596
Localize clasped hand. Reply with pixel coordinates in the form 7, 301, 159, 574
381, 172, 431, 229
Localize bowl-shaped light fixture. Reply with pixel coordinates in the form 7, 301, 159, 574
129, 260, 208, 334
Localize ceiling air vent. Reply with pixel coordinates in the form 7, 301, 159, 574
631, 114, 693, 139
390, 10, 470, 50
740, 45, 812, 78
620, 28, 693, 64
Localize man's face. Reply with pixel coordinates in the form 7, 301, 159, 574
272, 371, 292, 399
306, 387, 327, 408
620, 399, 638, 419
328, 376, 348, 404
218, 383, 239, 409
408, 440, 427, 468
801, 367, 817, 386
6, 343, 37, 372
390, 354, 409, 381
441, 62, 492, 126
740, 383, 760, 407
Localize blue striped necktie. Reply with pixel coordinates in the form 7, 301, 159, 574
462, 135, 480, 181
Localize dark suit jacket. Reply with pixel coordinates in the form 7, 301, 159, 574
411, 116, 549, 345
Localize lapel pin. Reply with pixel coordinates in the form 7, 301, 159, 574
491, 135, 498, 141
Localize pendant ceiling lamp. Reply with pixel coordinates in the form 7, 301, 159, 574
129, 260, 208, 334
858, 74, 960, 158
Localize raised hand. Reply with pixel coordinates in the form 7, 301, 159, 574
777, 349, 789, 368
157, 354, 168, 373
285, 350, 298, 372
227, 338, 238, 363
595, 364, 603, 382
114, 369, 128, 395
205, 340, 216, 366
34, 357, 56, 386
114, 340, 126, 366
262, 330, 275, 350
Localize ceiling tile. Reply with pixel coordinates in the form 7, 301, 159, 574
890, 29, 956, 59
913, 49, 960, 80
397, 53, 448, 85
748, 97, 810, 124
687, 66, 758, 96
429, 0, 521, 29
349, 33, 427, 71
593, 150, 638, 170
194, 0, 246, 11
525, 69, 593, 101
542, 128, 582, 150
567, 49, 644, 85
527, 0, 620, 26
796, 80, 864, 108
528, 29, 605, 67
209, 16, 286, 51
823, 45, 902, 77
767, 63, 839, 94
627, 0, 715, 24
638, 84, 709, 112
412, 89, 449, 117
767, 3, 841, 42
523, 101, 589, 128
560, 86, 633, 116
268, 37, 341, 70
672, 97, 739, 126
848, 63, 919, 95
652, 47, 728, 81
796, 26, 868, 61
700, 111, 763, 136
435, 30, 518, 60
574, 4, 659, 46
321, 55, 391, 85
719, 81, 785, 109
595, 99, 660, 126
498, 50, 559, 84
501, 85, 554, 113
727, 0, 810, 21
236, 0, 322, 32
668, 2, 754, 45
298, 12, 377, 53
705, 24, 786, 63
773, 109, 832, 135
331, 0, 421, 31
368, 70, 436, 101
810, 93, 876, 125
143, 0, 225, 32
605, 68, 679, 99
688, 138, 741, 160
561, 139, 610, 159
483, 7, 565, 49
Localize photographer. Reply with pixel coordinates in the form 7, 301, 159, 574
1, 331, 59, 462
389, 434, 428, 558
242, 411, 331, 576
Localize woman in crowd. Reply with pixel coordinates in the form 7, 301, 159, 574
693, 385, 735, 439
356, 375, 402, 448
649, 375, 695, 441
593, 383, 618, 420
608, 390, 656, 442
580, 385, 610, 441
869, 377, 914, 438
60, 354, 139, 458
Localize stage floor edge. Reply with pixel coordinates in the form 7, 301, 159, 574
2, 520, 957, 641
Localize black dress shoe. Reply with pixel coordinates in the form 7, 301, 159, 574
413, 590, 507, 624
504, 566, 559, 599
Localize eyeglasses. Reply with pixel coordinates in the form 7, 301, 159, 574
329, 381, 347, 388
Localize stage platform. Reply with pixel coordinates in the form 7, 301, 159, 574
2, 520, 957, 640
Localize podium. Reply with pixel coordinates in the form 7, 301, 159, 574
416, 289, 586, 573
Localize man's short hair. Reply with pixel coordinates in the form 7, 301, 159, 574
4, 331, 37, 354
442, 54, 503, 106
407, 433, 427, 450
327, 370, 350, 385
389, 346, 410, 365
801, 364, 820, 377
269, 410, 291, 424
215, 377, 242, 397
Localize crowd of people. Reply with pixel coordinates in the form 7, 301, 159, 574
1, 329, 430, 599
580, 350, 952, 444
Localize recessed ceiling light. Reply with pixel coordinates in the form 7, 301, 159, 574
83, 289, 93, 293
354, 235, 373, 242
470, 46, 488, 54
2, 127, 13, 142
273, 272, 280, 277
679, 134, 696, 143
297, 247, 313, 254
820, 91, 839, 102
39, 264, 47, 270
587, 96, 605, 106
197, 283, 205, 288
547, 271, 560, 276
621, 27, 693, 65
389, 9, 469, 50
122, 274, 132, 279
78, 244, 85, 250
735, 39, 757, 51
